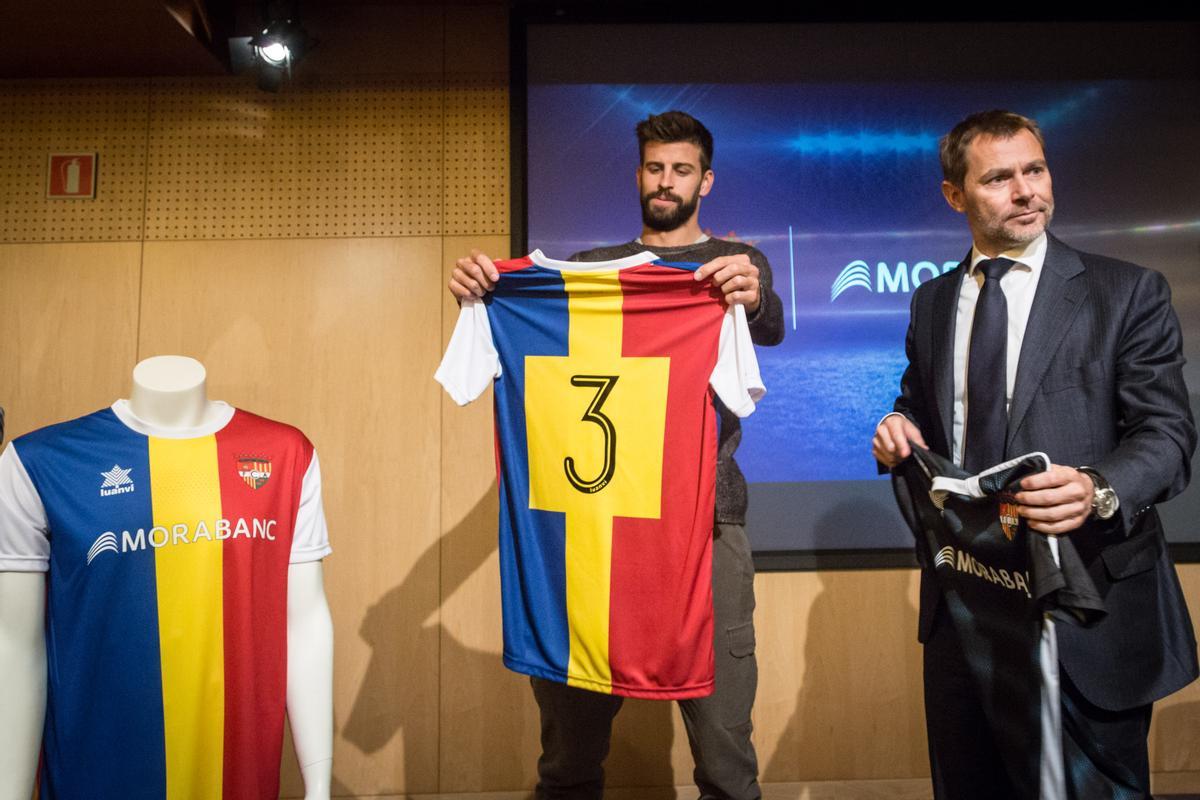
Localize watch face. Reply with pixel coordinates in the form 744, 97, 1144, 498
1080, 468, 1116, 520
1094, 488, 1117, 520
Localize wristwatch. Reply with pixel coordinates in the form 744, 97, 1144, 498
1078, 467, 1119, 520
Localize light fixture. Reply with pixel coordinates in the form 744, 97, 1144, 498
226, 2, 316, 92
256, 40, 290, 67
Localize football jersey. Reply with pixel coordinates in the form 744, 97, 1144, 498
0, 400, 331, 800
436, 249, 764, 699
892, 446, 1118, 799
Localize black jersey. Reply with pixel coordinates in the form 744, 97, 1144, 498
893, 445, 1140, 799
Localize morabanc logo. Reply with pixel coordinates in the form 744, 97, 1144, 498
830, 259, 961, 302
87, 532, 119, 564
100, 464, 135, 497
933, 544, 1032, 599
84, 517, 279, 566
237, 455, 272, 490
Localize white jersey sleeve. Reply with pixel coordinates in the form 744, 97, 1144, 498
709, 303, 766, 418
290, 449, 332, 564
434, 298, 501, 406
0, 444, 50, 572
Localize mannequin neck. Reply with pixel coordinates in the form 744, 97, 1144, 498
128, 356, 220, 430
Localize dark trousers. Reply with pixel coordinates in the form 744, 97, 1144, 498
924, 608, 1153, 800
532, 523, 760, 800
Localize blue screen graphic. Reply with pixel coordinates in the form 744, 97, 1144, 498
526, 80, 1200, 550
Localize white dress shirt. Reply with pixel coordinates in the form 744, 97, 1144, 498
951, 233, 1047, 466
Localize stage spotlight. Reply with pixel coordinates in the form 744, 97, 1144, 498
257, 41, 290, 67
227, 7, 316, 92
250, 17, 312, 70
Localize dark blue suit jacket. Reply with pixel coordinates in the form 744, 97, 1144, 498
893, 232, 1199, 711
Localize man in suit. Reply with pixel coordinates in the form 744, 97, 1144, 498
872, 109, 1198, 798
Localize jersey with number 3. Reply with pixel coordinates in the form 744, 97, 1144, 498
436, 250, 764, 699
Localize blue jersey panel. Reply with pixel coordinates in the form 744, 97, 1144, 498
487, 266, 572, 679
17, 410, 168, 799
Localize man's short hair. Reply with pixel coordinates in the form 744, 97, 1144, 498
636, 111, 714, 173
939, 110, 1046, 186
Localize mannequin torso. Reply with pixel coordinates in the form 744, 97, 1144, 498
0, 356, 333, 800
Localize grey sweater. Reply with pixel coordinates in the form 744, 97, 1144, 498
569, 237, 785, 525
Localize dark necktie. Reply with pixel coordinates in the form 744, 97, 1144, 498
964, 257, 1015, 473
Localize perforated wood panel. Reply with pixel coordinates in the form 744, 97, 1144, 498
443, 75, 509, 236
1, 72, 506, 244
144, 77, 444, 240
0, 80, 148, 243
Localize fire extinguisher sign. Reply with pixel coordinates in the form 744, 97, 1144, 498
47, 153, 98, 199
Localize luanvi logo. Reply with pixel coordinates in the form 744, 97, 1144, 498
100, 464, 135, 497
829, 259, 960, 302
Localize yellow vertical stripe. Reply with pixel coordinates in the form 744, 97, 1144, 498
149, 435, 225, 799
525, 269, 669, 693
562, 270, 621, 692
564, 510, 612, 692
566, 270, 623, 358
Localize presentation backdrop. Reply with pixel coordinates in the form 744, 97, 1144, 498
521, 24, 1200, 558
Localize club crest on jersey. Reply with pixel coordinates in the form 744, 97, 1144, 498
998, 492, 1020, 541
237, 456, 272, 490
99, 464, 135, 497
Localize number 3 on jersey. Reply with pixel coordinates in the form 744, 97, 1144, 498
564, 375, 619, 494
525, 356, 669, 522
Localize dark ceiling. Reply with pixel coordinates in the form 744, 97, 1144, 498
0, 0, 472, 79
4, 5, 1191, 81
0, 0, 235, 78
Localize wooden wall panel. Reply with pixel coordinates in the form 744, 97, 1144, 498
754, 570, 928, 782
0, 81, 148, 243
604, 696, 694, 790
0, 243, 141, 437
437, 235, 544, 792
1155, 771, 1200, 795
1150, 563, 1200, 773
137, 237, 444, 796
144, 77, 443, 240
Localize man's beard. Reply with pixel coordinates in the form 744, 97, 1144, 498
982, 200, 1055, 251
640, 187, 701, 232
